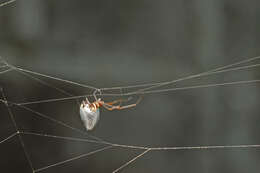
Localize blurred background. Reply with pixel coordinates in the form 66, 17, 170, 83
0, 0, 260, 172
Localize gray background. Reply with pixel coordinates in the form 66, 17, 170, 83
0, 0, 260, 172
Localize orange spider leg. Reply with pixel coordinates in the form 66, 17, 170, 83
105, 98, 130, 106
102, 96, 142, 111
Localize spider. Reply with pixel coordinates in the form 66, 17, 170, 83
80, 90, 142, 130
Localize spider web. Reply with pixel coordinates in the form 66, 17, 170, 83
1, 1, 260, 172
1, 53, 260, 173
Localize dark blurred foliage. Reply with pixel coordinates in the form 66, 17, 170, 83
0, 0, 260, 172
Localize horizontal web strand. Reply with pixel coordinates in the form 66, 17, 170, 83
16, 79, 260, 106
101, 55, 260, 91
130, 59, 260, 94
9, 59, 260, 105
20, 131, 260, 151
19, 131, 260, 172
21, 131, 149, 150
4, 55, 260, 94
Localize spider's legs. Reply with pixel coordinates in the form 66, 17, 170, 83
102, 96, 142, 111
103, 102, 136, 111
105, 98, 128, 106
105, 96, 135, 107
102, 103, 117, 111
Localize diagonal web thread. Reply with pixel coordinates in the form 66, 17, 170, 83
17, 104, 108, 144
34, 146, 113, 172
0, 0, 16, 8
112, 149, 151, 173
12, 65, 98, 91
0, 68, 13, 74
0, 131, 18, 144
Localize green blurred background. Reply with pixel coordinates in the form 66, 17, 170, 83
1, 0, 260, 172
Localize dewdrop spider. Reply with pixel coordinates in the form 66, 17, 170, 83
80, 90, 142, 131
